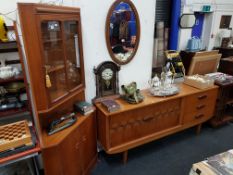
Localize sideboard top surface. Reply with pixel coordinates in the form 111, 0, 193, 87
95, 83, 218, 116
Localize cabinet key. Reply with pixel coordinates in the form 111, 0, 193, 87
198, 95, 207, 100
195, 114, 204, 119
75, 142, 80, 149
196, 104, 206, 110
82, 136, 87, 142
143, 116, 154, 122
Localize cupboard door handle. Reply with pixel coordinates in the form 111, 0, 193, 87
195, 114, 204, 119
198, 95, 207, 100
82, 136, 87, 142
143, 116, 154, 122
196, 104, 206, 110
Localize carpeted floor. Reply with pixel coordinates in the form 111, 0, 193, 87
91, 123, 233, 175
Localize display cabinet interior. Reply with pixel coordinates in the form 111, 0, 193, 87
18, 3, 85, 112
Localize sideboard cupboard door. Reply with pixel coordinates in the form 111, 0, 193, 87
109, 98, 181, 147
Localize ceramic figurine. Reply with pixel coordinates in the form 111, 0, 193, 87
121, 82, 144, 104
148, 74, 160, 90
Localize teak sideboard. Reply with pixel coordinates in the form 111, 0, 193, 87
95, 83, 218, 163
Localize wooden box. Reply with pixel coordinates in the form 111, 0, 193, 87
184, 75, 214, 89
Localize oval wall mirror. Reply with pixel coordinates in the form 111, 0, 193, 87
106, 0, 140, 65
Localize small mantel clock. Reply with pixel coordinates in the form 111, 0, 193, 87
94, 61, 120, 102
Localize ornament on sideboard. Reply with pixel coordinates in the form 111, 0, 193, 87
121, 81, 144, 104
93, 61, 120, 103
149, 67, 179, 97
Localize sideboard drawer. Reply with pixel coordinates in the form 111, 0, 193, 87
183, 108, 214, 123
183, 89, 218, 124
109, 99, 181, 147
183, 89, 217, 114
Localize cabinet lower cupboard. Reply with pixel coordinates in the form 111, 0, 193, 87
42, 114, 97, 175
95, 83, 218, 163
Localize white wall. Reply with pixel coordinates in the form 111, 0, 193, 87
208, 11, 233, 49
178, 0, 233, 50
178, 6, 193, 50
0, 0, 156, 102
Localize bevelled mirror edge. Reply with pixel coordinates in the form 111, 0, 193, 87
105, 0, 141, 65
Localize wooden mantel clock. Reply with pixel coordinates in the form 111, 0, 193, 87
94, 61, 120, 102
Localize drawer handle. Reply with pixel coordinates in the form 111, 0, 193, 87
196, 104, 206, 110
195, 114, 204, 119
143, 116, 154, 122
198, 95, 207, 100
82, 136, 87, 142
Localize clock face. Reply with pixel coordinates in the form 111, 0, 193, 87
101, 68, 113, 80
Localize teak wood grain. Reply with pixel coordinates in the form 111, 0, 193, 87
95, 83, 218, 161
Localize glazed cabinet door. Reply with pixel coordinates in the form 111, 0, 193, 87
63, 20, 83, 91
37, 15, 84, 106
40, 19, 69, 102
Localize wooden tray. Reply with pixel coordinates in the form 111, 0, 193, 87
0, 120, 33, 152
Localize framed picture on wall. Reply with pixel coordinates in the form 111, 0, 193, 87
220, 15, 232, 29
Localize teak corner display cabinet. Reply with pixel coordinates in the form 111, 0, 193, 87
18, 3, 97, 175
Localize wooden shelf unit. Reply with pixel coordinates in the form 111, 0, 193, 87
0, 105, 28, 118
0, 74, 24, 84
210, 79, 233, 127
43, 38, 63, 43
0, 143, 40, 165
46, 65, 65, 73
0, 41, 18, 53
0, 22, 41, 166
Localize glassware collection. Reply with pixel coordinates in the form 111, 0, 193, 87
149, 67, 180, 97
